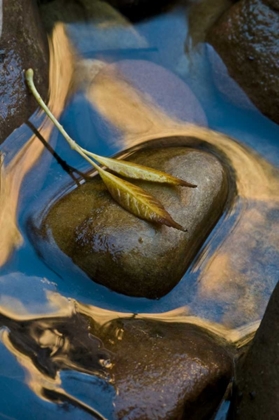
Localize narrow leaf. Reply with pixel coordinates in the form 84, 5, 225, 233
84, 151, 197, 188
97, 166, 186, 231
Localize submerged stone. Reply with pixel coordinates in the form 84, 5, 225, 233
41, 145, 228, 298
98, 318, 233, 420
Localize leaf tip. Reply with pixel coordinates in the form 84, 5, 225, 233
161, 216, 187, 232
179, 180, 197, 188
172, 222, 187, 232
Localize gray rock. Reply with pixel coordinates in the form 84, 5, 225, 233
0, 0, 49, 144
98, 317, 233, 420
207, 0, 279, 124
41, 144, 229, 298
231, 281, 279, 420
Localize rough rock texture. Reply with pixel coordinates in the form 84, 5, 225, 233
0, 0, 49, 144
207, 0, 279, 124
98, 318, 233, 420
41, 145, 229, 298
231, 281, 279, 420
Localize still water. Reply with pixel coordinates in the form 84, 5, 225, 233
1, 1, 279, 418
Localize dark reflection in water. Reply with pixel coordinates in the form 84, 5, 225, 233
1, 0, 279, 418
0, 307, 115, 419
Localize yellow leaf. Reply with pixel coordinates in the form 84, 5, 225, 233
85, 151, 197, 188
97, 166, 186, 231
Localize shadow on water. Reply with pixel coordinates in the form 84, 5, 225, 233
1, 0, 279, 417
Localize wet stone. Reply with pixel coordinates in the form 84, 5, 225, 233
0, 0, 49, 143
98, 318, 233, 420
41, 145, 228, 299
1, 304, 233, 419
231, 281, 279, 420
207, 0, 279, 124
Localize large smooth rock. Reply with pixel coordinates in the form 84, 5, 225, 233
231, 281, 279, 420
207, 0, 279, 124
41, 144, 229, 299
0, 0, 49, 144
98, 318, 233, 420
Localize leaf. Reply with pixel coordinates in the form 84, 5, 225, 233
25, 68, 191, 229
97, 166, 186, 231
84, 151, 197, 188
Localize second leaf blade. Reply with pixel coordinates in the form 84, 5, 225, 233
97, 166, 186, 231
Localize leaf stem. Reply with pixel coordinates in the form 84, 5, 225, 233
25, 68, 104, 175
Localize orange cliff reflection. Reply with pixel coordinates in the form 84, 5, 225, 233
0, 23, 75, 267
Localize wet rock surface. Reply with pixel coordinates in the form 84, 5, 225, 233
0, 304, 233, 419
207, 0, 279, 124
0, 0, 49, 144
231, 281, 279, 420
41, 144, 229, 299
98, 317, 233, 420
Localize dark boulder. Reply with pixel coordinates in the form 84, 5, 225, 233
99, 317, 233, 420
231, 280, 279, 420
207, 0, 279, 124
0, 0, 49, 143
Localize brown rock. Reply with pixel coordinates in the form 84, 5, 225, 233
40, 143, 229, 299
0, 304, 232, 419
231, 281, 279, 420
0, 0, 49, 144
99, 318, 233, 420
207, 0, 279, 124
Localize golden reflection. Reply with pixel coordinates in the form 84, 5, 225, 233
0, 23, 75, 266
74, 300, 258, 348
0, 289, 74, 320
0, 154, 23, 265
85, 63, 177, 136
